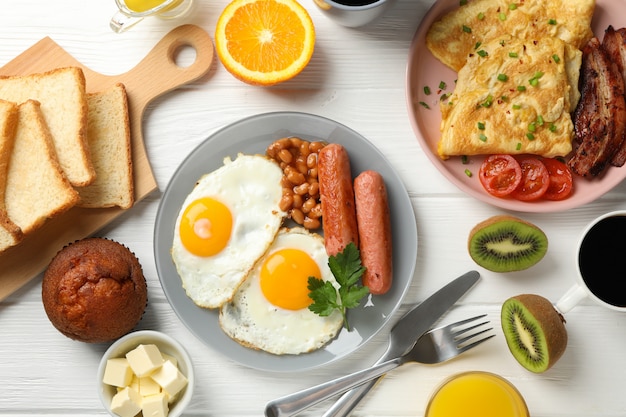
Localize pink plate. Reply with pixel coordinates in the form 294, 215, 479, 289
406, 0, 626, 212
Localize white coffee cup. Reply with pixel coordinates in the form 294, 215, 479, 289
312, 0, 396, 27
556, 210, 626, 314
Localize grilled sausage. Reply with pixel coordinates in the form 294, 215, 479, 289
318, 143, 359, 256
354, 170, 393, 295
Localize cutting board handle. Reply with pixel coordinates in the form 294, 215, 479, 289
120, 24, 214, 110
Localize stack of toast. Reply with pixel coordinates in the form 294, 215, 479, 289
0, 67, 134, 253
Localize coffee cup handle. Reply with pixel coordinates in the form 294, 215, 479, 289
110, 11, 144, 33
555, 284, 587, 314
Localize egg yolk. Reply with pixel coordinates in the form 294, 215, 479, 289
260, 248, 321, 310
179, 197, 233, 257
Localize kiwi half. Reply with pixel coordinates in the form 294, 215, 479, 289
468, 215, 548, 272
501, 294, 567, 373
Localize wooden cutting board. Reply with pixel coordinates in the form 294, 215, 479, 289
0, 24, 214, 301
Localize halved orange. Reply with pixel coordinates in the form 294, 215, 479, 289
215, 0, 315, 86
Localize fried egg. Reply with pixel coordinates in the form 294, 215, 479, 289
219, 227, 344, 355
171, 153, 286, 309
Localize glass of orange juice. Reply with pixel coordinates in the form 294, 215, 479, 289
110, 0, 193, 33
425, 371, 529, 417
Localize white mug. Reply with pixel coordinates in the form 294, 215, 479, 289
312, 0, 397, 28
110, 0, 193, 33
556, 210, 626, 314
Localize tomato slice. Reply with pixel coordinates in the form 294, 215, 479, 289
542, 158, 574, 200
510, 157, 550, 201
479, 154, 522, 197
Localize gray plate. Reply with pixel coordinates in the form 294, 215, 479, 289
154, 112, 417, 372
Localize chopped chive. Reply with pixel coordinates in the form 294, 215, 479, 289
477, 12, 485, 20
419, 101, 430, 109
509, 3, 517, 9
440, 93, 451, 101
526, 132, 535, 140
500, 95, 509, 102
498, 12, 506, 20
439, 81, 447, 90
552, 54, 560, 63
465, 168, 472, 177
460, 0, 467, 5
497, 73, 509, 82
462, 155, 469, 164
512, 104, 521, 109
529, 71, 544, 87
424, 86, 431, 95
516, 142, 522, 150
477, 121, 486, 130
548, 18, 557, 25
537, 115, 544, 126
549, 123, 557, 132
479, 133, 488, 142
477, 49, 488, 57
509, 52, 519, 58
528, 122, 536, 132
462, 25, 472, 33
517, 85, 526, 91
474, 41, 482, 49
481, 94, 494, 107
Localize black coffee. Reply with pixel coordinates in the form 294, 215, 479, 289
578, 216, 626, 307
334, 0, 378, 5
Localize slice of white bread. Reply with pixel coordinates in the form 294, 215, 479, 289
0, 67, 95, 187
4, 100, 80, 235
0, 99, 22, 253
78, 83, 134, 209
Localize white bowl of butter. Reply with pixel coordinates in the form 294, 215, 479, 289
97, 330, 194, 417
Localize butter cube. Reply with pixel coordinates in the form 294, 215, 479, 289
129, 375, 140, 393
110, 386, 142, 417
161, 353, 178, 368
103, 358, 133, 388
139, 376, 162, 397
126, 344, 164, 377
142, 393, 169, 417
150, 360, 188, 397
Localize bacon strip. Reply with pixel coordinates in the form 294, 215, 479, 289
568, 37, 626, 176
602, 26, 626, 166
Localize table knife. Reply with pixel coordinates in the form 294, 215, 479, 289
320, 270, 481, 417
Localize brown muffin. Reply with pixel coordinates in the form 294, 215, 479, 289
42, 237, 147, 343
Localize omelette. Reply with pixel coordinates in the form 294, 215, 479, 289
426, 0, 595, 72
437, 36, 581, 159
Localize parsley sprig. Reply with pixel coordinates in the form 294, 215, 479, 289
307, 242, 370, 331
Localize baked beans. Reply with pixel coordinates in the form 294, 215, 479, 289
267, 137, 327, 230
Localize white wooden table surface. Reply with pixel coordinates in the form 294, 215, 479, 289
2, 0, 626, 416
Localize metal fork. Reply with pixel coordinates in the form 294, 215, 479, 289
265, 315, 495, 417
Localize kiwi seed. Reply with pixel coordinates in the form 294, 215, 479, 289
468, 215, 548, 272
501, 294, 567, 373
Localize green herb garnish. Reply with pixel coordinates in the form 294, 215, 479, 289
308, 242, 369, 331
